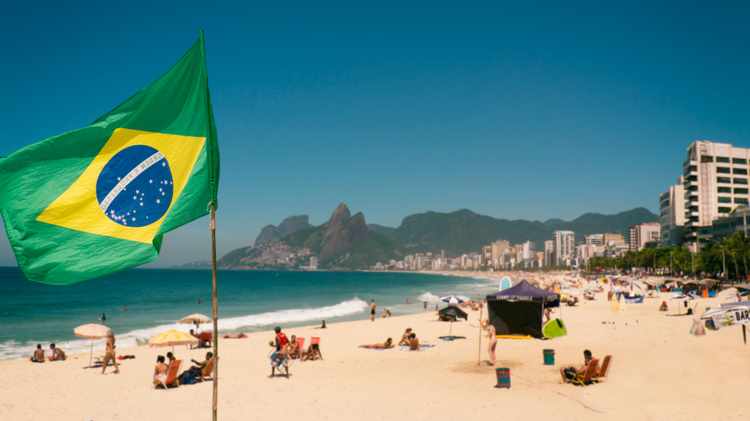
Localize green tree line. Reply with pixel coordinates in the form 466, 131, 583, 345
587, 232, 750, 281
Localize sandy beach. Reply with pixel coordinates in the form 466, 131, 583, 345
0, 284, 748, 421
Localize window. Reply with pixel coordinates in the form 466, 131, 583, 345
734, 158, 747, 164
717, 156, 730, 163
735, 188, 749, 194
687, 185, 698, 191
735, 168, 748, 175
717, 167, 731, 173
717, 177, 731, 183
719, 187, 732, 193
701, 155, 714, 163
688, 195, 698, 202
735, 178, 748, 185
719, 196, 732, 203
687, 175, 697, 181
688, 205, 699, 211
719, 207, 732, 213
736, 198, 749, 205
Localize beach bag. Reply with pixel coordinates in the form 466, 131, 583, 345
563, 367, 577, 381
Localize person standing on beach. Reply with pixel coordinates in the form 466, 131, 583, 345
101, 333, 119, 374
370, 300, 377, 322
484, 322, 497, 365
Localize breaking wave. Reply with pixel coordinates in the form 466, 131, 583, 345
0, 298, 368, 360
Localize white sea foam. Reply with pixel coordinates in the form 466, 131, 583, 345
417, 292, 441, 303
0, 298, 368, 360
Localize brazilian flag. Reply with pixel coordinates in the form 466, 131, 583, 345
0, 34, 220, 285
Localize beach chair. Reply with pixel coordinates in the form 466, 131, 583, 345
158, 360, 181, 389
596, 355, 611, 381
572, 358, 599, 386
304, 337, 323, 361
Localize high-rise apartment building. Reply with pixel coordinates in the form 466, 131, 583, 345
553, 230, 575, 266
543, 240, 554, 267
659, 176, 686, 245
629, 222, 661, 251
683, 141, 750, 248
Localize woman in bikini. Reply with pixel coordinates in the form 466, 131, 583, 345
102, 333, 120, 374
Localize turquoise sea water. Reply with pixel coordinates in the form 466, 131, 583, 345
0, 267, 495, 359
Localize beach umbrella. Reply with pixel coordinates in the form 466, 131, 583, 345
438, 295, 469, 339
178, 313, 211, 331
149, 329, 198, 352
73, 323, 112, 368
440, 295, 469, 305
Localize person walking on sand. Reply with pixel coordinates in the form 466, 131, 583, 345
370, 300, 377, 322
484, 321, 497, 365
101, 333, 119, 374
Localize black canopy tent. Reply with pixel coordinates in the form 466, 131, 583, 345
486, 280, 560, 338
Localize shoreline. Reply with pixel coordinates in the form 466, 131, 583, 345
2, 290, 748, 420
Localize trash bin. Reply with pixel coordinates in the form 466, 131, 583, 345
495, 367, 511, 389
543, 349, 555, 366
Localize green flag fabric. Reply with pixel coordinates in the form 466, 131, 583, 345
0, 35, 220, 285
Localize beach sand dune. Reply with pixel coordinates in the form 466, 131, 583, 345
0, 292, 747, 421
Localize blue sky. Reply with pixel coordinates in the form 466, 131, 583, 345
2, 2, 750, 266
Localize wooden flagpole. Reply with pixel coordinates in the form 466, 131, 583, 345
210, 206, 219, 421
477, 302, 483, 366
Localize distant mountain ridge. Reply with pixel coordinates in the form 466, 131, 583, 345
211, 205, 657, 270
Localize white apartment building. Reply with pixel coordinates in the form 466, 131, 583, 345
629, 222, 661, 251
683, 141, 750, 247
553, 230, 575, 266
543, 240, 554, 267
659, 176, 686, 245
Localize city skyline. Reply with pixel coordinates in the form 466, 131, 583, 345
4, 3, 750, 266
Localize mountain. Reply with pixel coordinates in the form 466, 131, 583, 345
284, 203, 399, 268
208, 205, 657, 270
219, 203, 399, 270
254, 215, 311, 246
391, 207, 657, 254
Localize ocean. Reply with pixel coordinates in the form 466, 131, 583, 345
0, 267, 496, 360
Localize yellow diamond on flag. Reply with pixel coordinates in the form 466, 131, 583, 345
37, 128, 205, 244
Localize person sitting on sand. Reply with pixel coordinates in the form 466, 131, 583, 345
408, 333, 420, 351
359, 338, 394, 350
48, 343, 66, 361
102, 333, 120, 374
381, 309, 392, 318
398, 328, 413, 346
560, 349, 593, 382
30, 344, 45, 363
153, 355, 168, 387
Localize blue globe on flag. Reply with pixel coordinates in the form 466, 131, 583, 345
95, 145, 174, 227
